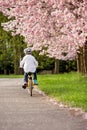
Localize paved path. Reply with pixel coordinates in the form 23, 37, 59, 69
0, 78, 87, 130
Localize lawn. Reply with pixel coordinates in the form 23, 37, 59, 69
0, 72, 87, 112
0, 74, 23, 78
38, 72, 87, 112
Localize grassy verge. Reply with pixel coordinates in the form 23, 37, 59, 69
38, 72, 87, 112
0, 74, 23, 78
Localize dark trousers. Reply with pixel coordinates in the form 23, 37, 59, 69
24, 71, 37, 82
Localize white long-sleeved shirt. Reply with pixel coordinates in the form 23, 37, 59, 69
20, 54, 38, 73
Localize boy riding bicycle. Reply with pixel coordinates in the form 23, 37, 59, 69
20, 47, 38, 89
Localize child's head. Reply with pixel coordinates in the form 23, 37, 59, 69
24, 48, 31, 54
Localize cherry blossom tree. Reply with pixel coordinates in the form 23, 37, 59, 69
0, 0, 87, 62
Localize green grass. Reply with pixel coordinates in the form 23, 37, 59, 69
38, 72, 87, 112
0, 72, 87, 112
0, 74, 23, 78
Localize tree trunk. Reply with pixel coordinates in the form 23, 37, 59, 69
83, 41, 87, 76
54, 59, 59, 74
77, 53, 81, 73
14, 43, 20, 75
77, 47, 83, 73
77, 42, 87, 76
4, 69, 7, 75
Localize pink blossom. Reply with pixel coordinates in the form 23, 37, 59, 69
0, 0, 87, 60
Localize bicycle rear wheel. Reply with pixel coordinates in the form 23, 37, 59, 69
28, 76, 33, 96
29, 79, 32, 96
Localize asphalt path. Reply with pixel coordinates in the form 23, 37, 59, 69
0, 78, 87, 130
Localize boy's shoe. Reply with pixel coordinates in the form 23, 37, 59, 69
34, 79, 38, 85
22, 83, 27, 89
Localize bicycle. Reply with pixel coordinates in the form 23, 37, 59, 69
27, 72, 33, 96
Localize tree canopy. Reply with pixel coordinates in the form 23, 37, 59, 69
0, 0, 87, 60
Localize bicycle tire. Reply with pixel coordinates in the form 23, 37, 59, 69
29, 79, 32, 96
28, 76, 33, 96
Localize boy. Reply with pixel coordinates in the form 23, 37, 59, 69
20, 47, 38, 89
